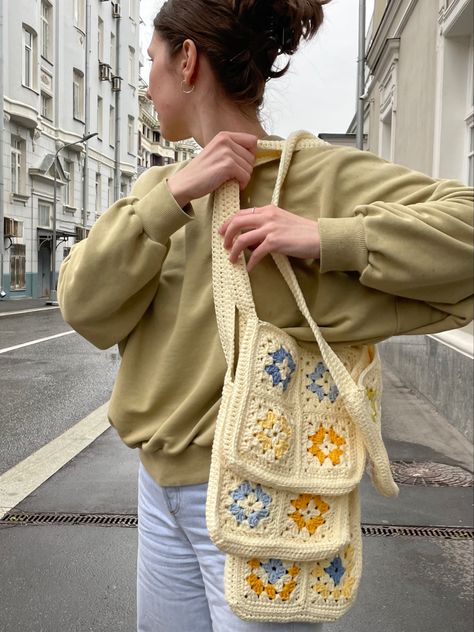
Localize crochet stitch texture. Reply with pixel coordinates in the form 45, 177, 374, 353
206, 130, 399, 623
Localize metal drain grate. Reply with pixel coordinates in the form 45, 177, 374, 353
390, 461, 473, 487
362, 523, 473, 540
0, 512, 137, 528
1, 512, 472, 540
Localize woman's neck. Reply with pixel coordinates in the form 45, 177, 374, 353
189, 101, 268, 148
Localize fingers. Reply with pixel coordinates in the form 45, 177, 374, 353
228, 137, 257, 168
222, 213, 264, 250
227, 228, 268, 265
220, 131, 259, 154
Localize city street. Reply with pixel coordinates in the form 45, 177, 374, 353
0, 303, 119, 473
0, 298, 473, 631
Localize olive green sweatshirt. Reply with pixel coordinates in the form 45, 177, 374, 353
58, 134, 474, 486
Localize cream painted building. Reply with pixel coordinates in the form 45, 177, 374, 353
0, 0, 141, 300
348, 0, 473, 439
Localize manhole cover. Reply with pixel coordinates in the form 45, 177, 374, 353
390, 461, 473, 487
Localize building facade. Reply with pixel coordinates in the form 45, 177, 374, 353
348, 0, 473, 439
0, 0, 141, 300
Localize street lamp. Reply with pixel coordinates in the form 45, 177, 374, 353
46, 132, 98, 306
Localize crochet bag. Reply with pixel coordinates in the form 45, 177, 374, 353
206, 130, 399, 623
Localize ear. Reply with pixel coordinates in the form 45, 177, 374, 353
181, 39, 198, 84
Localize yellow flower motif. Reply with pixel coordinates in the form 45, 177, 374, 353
288, 493, 329, 535
366, 387, 378, 422
253, 410, 292, 461
307, 424, 345, 466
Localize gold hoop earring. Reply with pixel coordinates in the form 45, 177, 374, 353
181, 80, 195, 94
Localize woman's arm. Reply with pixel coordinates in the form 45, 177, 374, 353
57, 165, 195, 350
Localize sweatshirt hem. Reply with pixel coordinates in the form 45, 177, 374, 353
139, 445, 212, 487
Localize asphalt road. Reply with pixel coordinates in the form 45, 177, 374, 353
0, 308, 119, 474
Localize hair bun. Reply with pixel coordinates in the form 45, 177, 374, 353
232, 0, 331, 56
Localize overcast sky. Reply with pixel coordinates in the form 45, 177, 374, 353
139, 0, 375, 138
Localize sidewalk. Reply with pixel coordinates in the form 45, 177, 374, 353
0, 364, 472, 632
0, 297, 57, 315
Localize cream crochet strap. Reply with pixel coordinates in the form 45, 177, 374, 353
211, 129, 398, 498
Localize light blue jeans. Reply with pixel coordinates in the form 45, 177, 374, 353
137, 462, 325, 632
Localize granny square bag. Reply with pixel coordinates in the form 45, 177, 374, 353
206, 130, 399, 623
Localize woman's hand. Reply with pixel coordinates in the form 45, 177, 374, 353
219, 205, 321, 273
167, 131, 258, 208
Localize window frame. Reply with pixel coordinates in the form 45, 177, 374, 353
128, 46, 135, 85
11, 139, 23, 195
22, 26, 37, 90
73, 68, 85, 122
10, 244, 27, 291
128, 116, 135, 154
38, 200, 53, 228
40, 91, 53, 121
64, 159, 75, 208
73, 0, 86, 32
97, 96, 103, 140
95, 172, 102, 214
41, 0, 52, 61
109, 105, 115, 147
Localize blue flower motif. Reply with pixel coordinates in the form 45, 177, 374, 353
262, 559, 287, 584
228, 481, 272, 528
264, 346, 296, 391
306, 362, 339, 402
324, 555, 346, 586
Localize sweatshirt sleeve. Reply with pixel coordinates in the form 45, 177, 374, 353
316, 146, 473, 331
57, 165, 195, 350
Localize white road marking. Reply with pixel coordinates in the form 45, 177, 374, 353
0, 331, 76, 354
0, 403, 110, 518
0, 306, 61, 318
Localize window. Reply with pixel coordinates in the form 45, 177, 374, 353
41, 1, 52, 60
153, 131, 160, 143
11, 138, 25, 196
129, 0, 138, 22
97, 96, 103, 139
110, 32, 116, 71
98, 17, 104, 61
74, 0, 85, 31
41, 91, 53, 120
108, 177, 114, 206
109, 106, 115, 146
39, 201, 53, 227
10, 244, 26, 290
73, 69, 84, 120
380, 108, 393, 162
128, 116, 135, 154
128, 47, 135, 85
120, 180, 128, 197
23, 27, 36, 89
64, 159, 75, 207
95, 173, 102, 212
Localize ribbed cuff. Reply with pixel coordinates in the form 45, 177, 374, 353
318, 216, 368, 273
134, 179, 195, 243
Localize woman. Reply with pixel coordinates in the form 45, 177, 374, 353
58, 0, 473, 630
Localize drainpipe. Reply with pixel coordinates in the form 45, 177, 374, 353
114, 6, 121, 201
356, 0, 366, 150
82, 0, 92, 229
0, 0, 5, 296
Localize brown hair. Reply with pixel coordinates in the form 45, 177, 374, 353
153, 0, 332, 111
